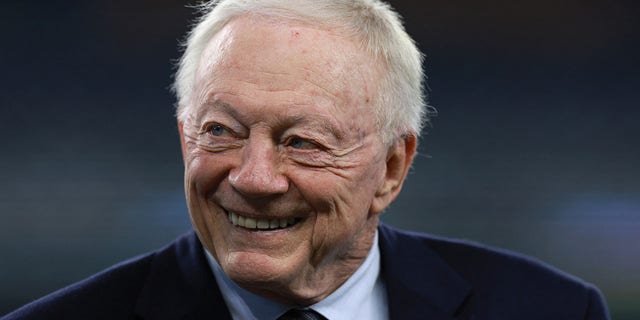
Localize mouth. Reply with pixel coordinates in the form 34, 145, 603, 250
227, 211, 301, 231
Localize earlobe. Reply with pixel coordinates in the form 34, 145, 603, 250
370, 134, 417, 214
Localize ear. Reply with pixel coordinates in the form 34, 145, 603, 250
370, 134, 417, 214
178, 120, 188, 164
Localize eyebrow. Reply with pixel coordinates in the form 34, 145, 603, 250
196, 100, 236, 119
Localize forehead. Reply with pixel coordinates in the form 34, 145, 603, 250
192, 15, 380, 115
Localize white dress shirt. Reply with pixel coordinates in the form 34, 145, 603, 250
206, 231, 388, 320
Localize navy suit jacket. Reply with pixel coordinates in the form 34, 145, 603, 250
3, 223, 609, 319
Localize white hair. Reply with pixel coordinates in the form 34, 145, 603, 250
173, 0, 433, 144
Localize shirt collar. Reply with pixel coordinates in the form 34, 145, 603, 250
206, 231, 383, 320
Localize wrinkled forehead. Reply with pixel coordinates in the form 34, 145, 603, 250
192, 14, 382, 111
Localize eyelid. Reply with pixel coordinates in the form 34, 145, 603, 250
200, 121, 228, 132
286, 135, 326, 150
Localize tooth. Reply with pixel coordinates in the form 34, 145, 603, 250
238, 215, 245, 227
245, 217, 257, 229
230, 212, 297, 230
257, 219, 269, 229
231, 212, 238, 225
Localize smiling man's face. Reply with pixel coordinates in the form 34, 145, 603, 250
179, 15, 413, 304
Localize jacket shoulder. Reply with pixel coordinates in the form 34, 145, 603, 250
379, 223, 610, 319
2, 244, 168, 320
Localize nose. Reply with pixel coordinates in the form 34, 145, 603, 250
228, 138, 289, 197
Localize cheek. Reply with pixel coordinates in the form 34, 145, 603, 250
185, 152, 231, 196
296, 161, 385, 235
184, 152, 234, 254
184, 153, 233, 233
293, 151, 386, 212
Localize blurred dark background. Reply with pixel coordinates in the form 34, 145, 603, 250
1, 0, 638, 318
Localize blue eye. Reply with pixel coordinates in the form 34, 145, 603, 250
209, 124, 228, 136
289, 137, 317, 150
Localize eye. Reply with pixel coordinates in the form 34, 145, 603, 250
288, 137, 318, 150
208, 124, 231, 137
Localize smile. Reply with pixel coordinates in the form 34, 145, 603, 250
227, 211, 300, 230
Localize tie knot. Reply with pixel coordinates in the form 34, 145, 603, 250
277, 308, 327, 320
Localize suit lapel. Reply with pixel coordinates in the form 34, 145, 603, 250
133, 231, 232, 320
378, 223, 472, 320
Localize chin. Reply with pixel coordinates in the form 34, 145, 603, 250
222, 251, 298, 286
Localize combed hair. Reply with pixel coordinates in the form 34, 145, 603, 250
172, 0, 433, 144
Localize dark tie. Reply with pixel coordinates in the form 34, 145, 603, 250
277, 308, 327, 320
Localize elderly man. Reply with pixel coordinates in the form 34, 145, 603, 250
4, 0, 609, 319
